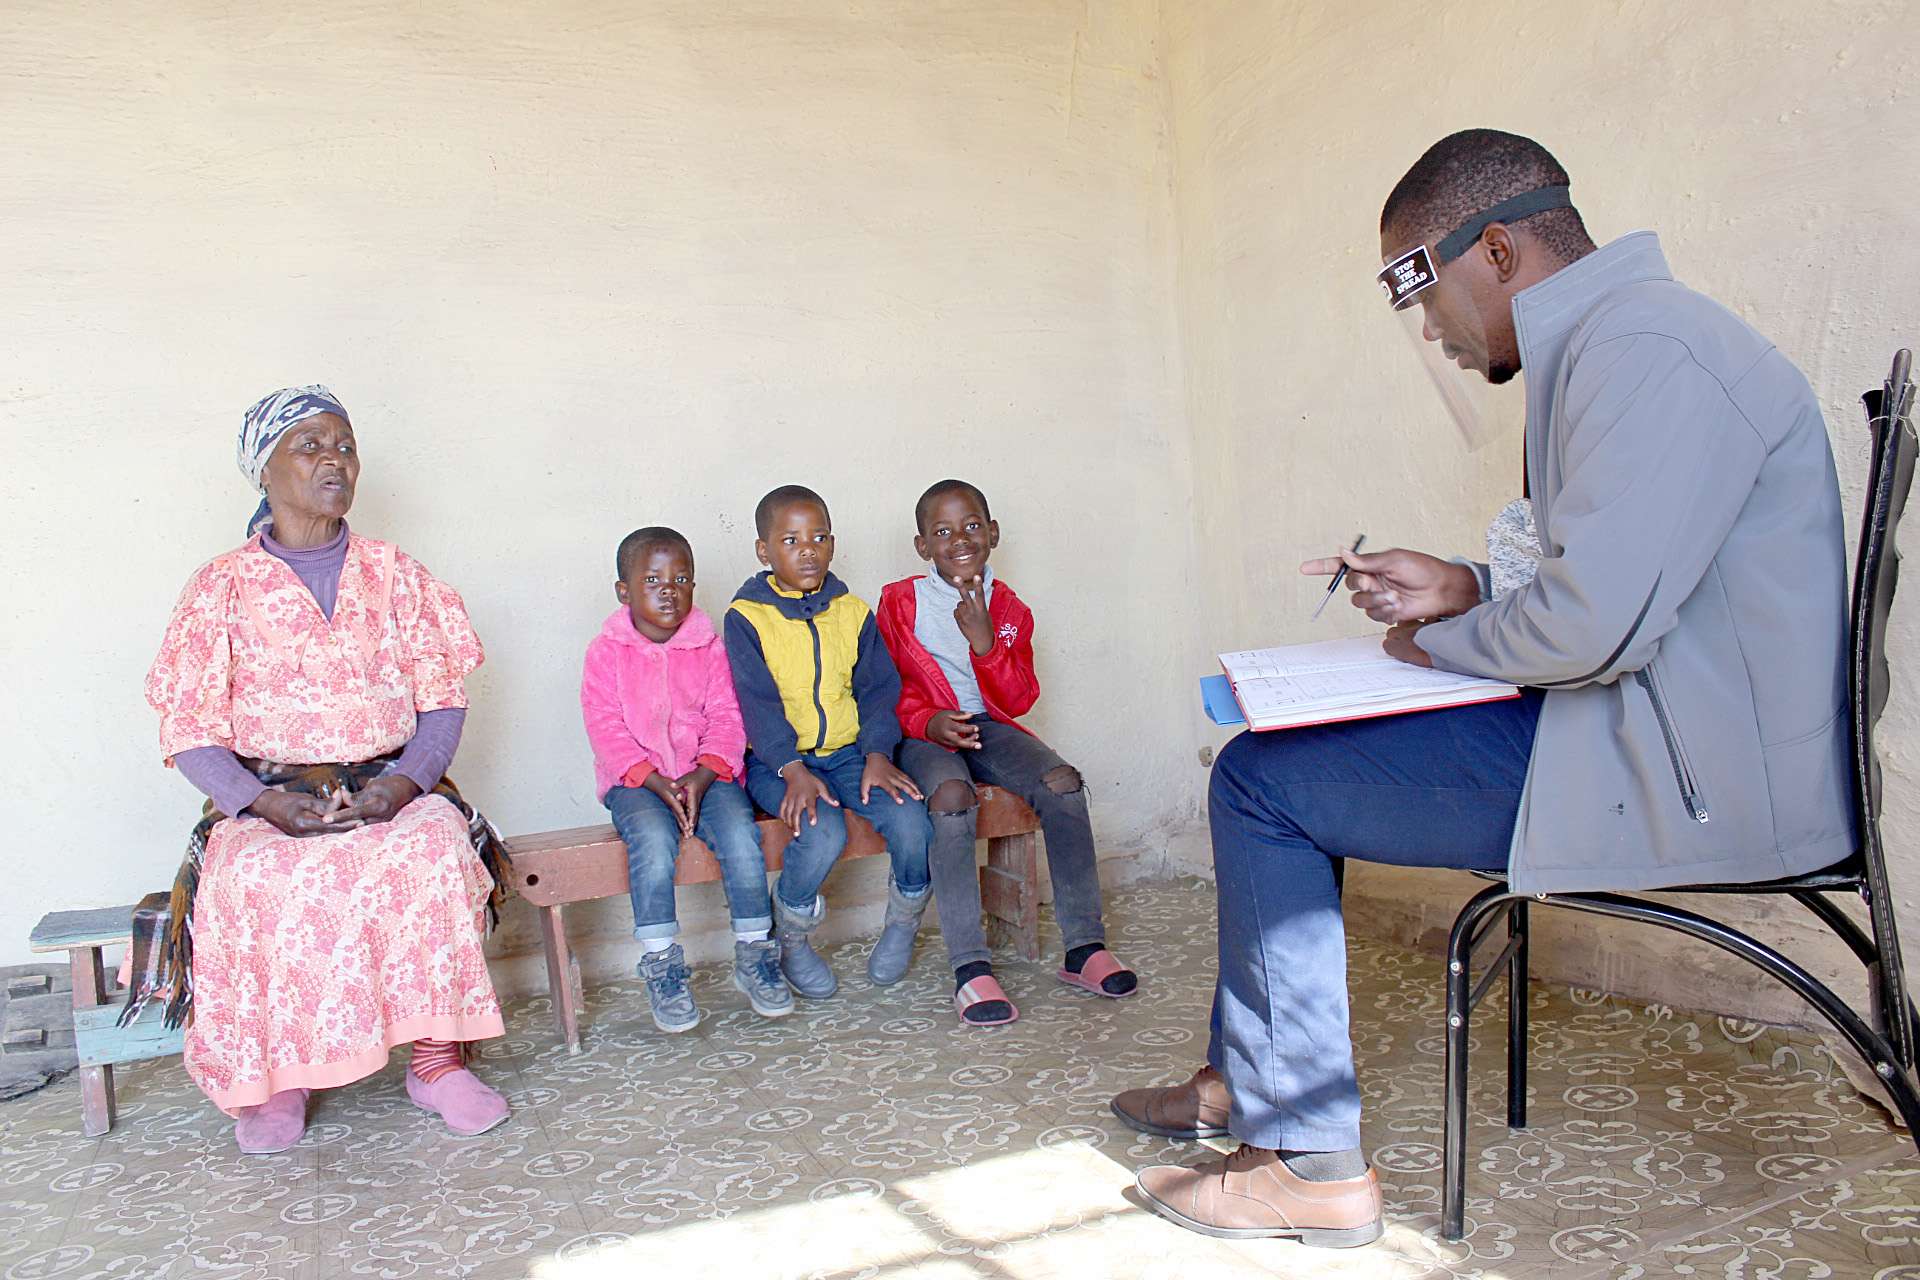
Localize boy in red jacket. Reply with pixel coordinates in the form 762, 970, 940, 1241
878, 480, 1137, 1026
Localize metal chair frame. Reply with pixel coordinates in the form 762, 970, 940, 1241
1440, 350, 1920, 1242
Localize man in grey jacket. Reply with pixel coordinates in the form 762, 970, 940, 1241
1113, 129, 1852, 1245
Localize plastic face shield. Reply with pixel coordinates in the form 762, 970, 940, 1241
1376, 185, 1570, 451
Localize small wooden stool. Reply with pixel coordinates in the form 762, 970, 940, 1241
28, 901, 184, 1136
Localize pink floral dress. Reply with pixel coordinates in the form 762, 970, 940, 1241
145, 533, 504, 1113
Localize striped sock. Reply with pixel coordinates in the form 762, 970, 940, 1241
411, 1038, 465, 1084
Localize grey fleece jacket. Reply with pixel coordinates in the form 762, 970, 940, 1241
1417, 232, 1854, 893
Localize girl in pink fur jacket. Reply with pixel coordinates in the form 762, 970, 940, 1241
580, 527, 792, 1030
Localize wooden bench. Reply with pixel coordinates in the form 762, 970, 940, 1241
505, 784, 1042, 1052
28, 899, 185, 1136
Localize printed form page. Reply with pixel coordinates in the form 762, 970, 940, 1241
1220, 636, 1515, 722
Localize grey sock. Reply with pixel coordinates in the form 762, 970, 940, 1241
1279, 1147, 1367, 1182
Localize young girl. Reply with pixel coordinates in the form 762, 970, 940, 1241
876, 480, 1138, 1026
581, 526, 791, 1030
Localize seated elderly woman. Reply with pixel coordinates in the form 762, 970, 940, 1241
139, 386, 510, 1153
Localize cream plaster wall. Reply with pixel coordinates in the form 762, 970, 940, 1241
6, 0, 1916, 1029
0, 1, 1208, 984
1161, 0, 1920, 1023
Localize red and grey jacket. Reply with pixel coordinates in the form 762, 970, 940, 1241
876, 576, 1040, 741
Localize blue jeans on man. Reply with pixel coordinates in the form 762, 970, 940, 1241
1206, 691, 1544, 1151
743, 744, 933, 909
607, 777, 772, 938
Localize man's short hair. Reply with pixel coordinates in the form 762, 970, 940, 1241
915, 478, 992, 532
1381, 129, 1594, 266
754, 485, 830, 539
616, 525, 693, 580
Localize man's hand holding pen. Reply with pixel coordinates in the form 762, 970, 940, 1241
1300, 546, 1483, 667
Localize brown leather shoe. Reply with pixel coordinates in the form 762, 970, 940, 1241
1136, 1144, 1384, 1247
1109, 1064, 1231, 1140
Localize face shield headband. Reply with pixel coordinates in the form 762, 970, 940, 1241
1376, 184, 1572, 310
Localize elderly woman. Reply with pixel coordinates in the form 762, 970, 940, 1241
141, 386, 510, 1153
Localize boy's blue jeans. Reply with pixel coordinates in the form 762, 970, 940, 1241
1206, 690, 1543, 1152
606, 778, 772, 939
744, 745, 933, 911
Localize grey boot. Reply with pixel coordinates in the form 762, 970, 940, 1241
867, 879, 932, 986
774, 895, 838, 999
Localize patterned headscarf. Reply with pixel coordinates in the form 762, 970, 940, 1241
238, 385, 350, 537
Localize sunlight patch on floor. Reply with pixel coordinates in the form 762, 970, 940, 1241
530, 1139, 1518, 1280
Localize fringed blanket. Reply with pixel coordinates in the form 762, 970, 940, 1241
118, 754, 509, 1031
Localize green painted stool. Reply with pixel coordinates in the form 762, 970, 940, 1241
28, 896, 183, 1136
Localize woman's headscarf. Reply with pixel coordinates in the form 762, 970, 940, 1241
238, 385, 350, 537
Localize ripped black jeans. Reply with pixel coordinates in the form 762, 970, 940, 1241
898, 717, 1105, 970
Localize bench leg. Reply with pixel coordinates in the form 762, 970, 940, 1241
536, 904, 583, 1055
70, 947, 117, 1137
982, 831, 1042, 963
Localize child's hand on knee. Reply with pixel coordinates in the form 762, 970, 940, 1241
861, 754, 925, 806
673, 765, 718, 831
927, 711, 982, 751
642, 772, 691, 835
778, 762, 839, 833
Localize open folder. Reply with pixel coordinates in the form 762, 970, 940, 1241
1205, 634, 1519, 732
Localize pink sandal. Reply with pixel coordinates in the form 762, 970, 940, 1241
955, 975, 1020, 1027
1057, 948, 1137, 998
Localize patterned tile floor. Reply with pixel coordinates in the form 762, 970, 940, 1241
3, 880, 1917, 1279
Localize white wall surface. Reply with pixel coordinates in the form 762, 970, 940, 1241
0, 0, 1206, 981
7, 0, 1918, 1028
1161, 0, 1920, 1023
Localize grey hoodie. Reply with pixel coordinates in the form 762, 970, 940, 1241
1417, 232, 1854, 893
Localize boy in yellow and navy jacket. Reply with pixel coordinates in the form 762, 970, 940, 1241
725, 484, 932, 1000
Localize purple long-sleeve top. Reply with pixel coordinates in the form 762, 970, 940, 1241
172, 523, 465, 817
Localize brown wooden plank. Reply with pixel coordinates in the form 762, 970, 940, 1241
975, 785, 1040, 839
508, 813, 899, 907
69, 947, 116, 1136
511, 843, 628, 907
982, 831, 1042, 961
536, 905, 582, 1055
502, 824, 624, 857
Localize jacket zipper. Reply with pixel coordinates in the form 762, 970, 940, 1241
1635, 665, 1710, 823
805, 615, 828, 751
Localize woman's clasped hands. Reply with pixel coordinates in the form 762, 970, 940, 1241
248, 775, 422, 837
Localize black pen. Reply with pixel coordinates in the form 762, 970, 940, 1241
1311, 534, 1367, 619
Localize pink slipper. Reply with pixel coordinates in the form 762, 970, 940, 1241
234, 1088, 310, 1154
405, 1068, 510, 1137
954, 975, 1019, 1027
1057, 948, 1138, 998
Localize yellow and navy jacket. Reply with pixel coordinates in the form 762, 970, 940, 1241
723, 571, 904, 769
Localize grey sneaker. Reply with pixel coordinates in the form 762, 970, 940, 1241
733, 939, 794, 1017
638, 944, 700, 1033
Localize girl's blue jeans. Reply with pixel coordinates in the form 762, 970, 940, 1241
606, 777, 772, 939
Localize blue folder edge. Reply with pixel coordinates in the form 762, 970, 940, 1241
1200, 674, 1245, 727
